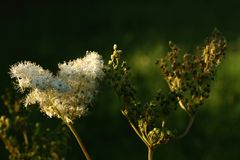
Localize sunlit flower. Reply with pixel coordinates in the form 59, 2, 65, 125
9, 61, 53, 91
10, 52, 104, 123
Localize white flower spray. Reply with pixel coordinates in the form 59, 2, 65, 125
9, 51, 104, 160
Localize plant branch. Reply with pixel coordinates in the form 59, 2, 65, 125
65, 122, 91, 160
121, 111, 151, 147
0, 134, 20, 157
53, 106, 91, 160
148, 146, 154, 160
128, 118, 150, 147
175, 96, 195, 139
175, 115, 195, 139
22, 130, 28, 145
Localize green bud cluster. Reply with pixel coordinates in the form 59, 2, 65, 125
105, 45, 175, 149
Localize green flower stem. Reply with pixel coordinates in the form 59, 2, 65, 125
176, 97, 195, 139
123, 114, 155, 160
122, 111, 150, 147
176, 115, 195, 139
53, 106, 91, 160
65, 122, 91, 160
129, 120, 150, 146
22, 131, 28, 146
0, 134, 20, 157
148, 146, 153, 160
22, 130, 29, 151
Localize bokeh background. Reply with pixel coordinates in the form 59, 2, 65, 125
1, 0, 240, 159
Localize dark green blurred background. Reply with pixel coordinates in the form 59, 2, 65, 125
1, 0, 240, 159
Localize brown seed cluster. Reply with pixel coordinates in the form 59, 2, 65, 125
105, 30, 227, 149
158, 29, 227, 114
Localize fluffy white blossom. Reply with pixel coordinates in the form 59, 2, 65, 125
9, 61, 53, 91
10, 52, 104, 123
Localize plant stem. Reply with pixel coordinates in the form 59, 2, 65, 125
0, 134, 20, 157
65, 122, 91, 160
148, 147, 154, 160
53, 106, 91, 160
129, 120, 150, 146
22, 130, 28, 146
122, 111, 150, 147
176, 97, 195, 139
176, 115, 195, 139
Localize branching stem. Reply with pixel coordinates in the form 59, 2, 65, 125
124, 115, 150, 147
122, 112, 156, 160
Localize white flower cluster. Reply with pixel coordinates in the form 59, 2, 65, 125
10, 52, 104, 123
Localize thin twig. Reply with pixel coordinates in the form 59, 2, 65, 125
0, 134, 20, 157
128, 118, 151, 147
121, 111, 151, 146
66, 122, 91, 160
175, 96, 195, 139
22, 130, 29, 146
53, 106, 91, 160
175, 115, 195, 139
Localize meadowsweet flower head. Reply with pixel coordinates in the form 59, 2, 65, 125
9, 61, 53, 92
10, 52, 104, 123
